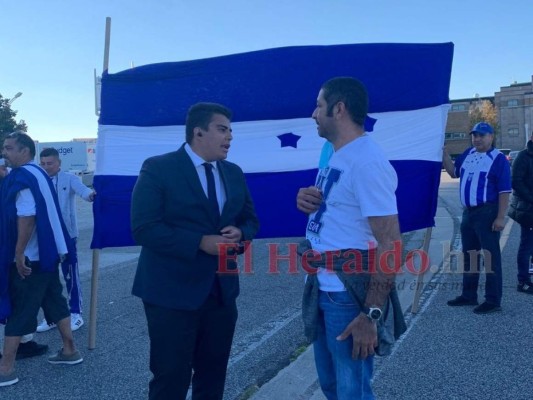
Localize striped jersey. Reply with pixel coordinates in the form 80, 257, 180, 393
454, 147, 511, 207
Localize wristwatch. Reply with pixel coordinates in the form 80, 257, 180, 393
363, 306, 382, 322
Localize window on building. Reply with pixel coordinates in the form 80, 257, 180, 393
445, 132, 466, 140
508, 128, 519, 137
451, 104, 466, 112
507, 99, 518, 107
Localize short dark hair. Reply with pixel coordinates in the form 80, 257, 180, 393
185, 102, 233, 144
321, 77, 368, 126
40, 147, 60, 158
7, 131, 36, 158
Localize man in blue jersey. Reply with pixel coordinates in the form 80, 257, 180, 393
443, 122, 511, 314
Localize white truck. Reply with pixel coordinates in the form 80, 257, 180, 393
36, 141, 96, 173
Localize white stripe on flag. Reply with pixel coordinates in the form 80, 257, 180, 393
95, 105, 449, 176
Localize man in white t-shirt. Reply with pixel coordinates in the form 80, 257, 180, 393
297, 77, 401, 400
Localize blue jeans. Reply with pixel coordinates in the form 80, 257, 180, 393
460, 205, 502, 305
313, 290, 374, 400
517, 225, 533, 283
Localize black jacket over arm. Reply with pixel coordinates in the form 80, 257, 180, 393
511, 140, 533, 205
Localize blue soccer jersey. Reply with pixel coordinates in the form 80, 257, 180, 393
454, 147, 511, 207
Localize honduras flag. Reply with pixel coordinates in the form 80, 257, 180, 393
91, 43, 453, 248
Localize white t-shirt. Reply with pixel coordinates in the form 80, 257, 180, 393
306, 135, 398, 291
16, 188, 39, 261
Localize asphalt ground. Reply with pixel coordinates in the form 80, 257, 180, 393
1, 172, 532, 399
0, 192, 310, 399
371, 219, 533, 400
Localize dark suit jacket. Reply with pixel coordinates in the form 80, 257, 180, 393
131, 145, 259, 310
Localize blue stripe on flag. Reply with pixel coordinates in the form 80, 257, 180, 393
90, 160, 442, 248
92, 175, 137, 248
391, 160, 442, 233
99, 43, 453, 126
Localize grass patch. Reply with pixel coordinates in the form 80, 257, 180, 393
290, 344, 308, 362
238, 384, 259, 400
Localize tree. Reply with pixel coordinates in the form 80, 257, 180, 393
0, 93, 28, 145
469, 99, 499, 135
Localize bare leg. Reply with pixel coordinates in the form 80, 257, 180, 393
0, 336, 21, 375
56, 316, 77, 355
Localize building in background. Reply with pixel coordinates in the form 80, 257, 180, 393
445, 75, 533, 156
495, 81, 533, 150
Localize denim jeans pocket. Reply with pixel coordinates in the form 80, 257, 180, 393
325, 291, 356, 306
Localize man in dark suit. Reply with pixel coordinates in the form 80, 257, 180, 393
131, 102, 259, 400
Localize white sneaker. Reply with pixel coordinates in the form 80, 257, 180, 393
70, 314, 84, 331
36, 319, 56, 333
21, 333, 34, 342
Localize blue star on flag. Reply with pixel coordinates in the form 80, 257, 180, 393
277, 132, 301, 148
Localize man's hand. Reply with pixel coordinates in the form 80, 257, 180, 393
494, 193, 510, 232
15, 254, 32, 279
88, 191, 97, 202
15, 216, 35, 279
296, 186, 323, 214
200, 235, 238, 256
0, 164, 8, 179
442, 146, 456, 178
220, 225, 242, 242
492, 216, 506, 231
336, 313, 378, 359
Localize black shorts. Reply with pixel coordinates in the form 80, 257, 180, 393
4, 262, 70, 336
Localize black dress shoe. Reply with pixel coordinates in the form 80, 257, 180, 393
447, 296, 478, 306
16, 341, 49, 360
473, 302, 502, 314
517, 282, 533, 294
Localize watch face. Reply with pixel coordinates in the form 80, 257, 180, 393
369, 309, 382, 320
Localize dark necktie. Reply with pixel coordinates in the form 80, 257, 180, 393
203, 162, 222, 300
203, 162, 220, 217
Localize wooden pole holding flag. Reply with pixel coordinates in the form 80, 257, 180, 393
103, 17, 111, 74
411, 227, 432, 314
88, 249, 100, 349
89, 16, 111, 350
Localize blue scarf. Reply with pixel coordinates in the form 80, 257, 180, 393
0, 163, 74, 322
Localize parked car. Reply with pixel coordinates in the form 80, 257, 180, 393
509, 150, 520, 166
500, 148, 512, 163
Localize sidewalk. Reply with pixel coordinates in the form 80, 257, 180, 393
250, 197, 456, 400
